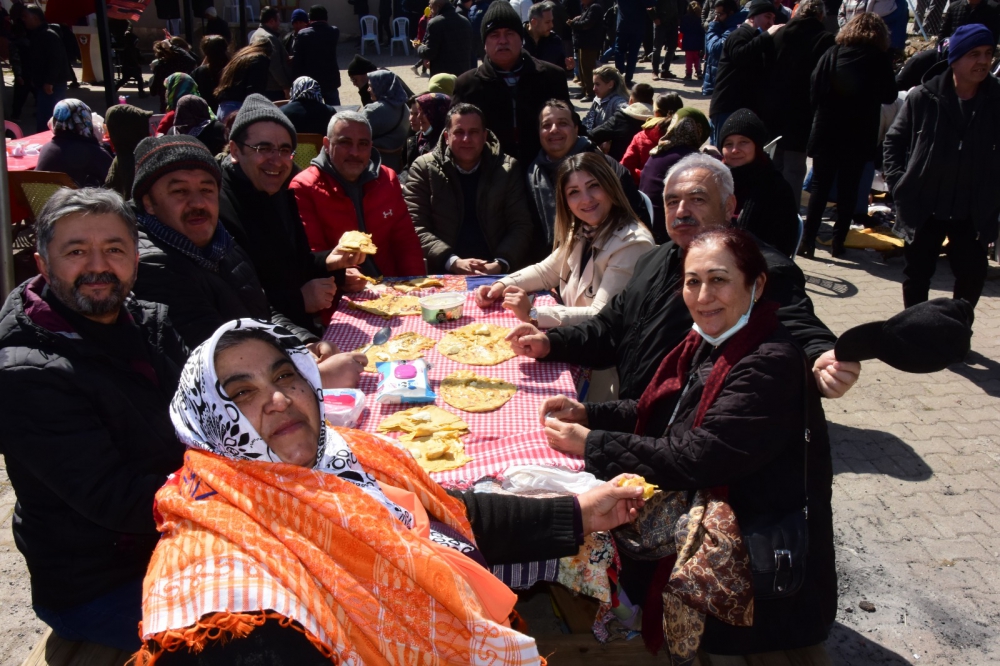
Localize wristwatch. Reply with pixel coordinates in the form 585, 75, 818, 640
528, 306, 538, 328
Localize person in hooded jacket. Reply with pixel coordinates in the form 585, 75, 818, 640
801, 12, 897, 258
104, 104, 154, 200
588, 82, 655, 160
168, 95, 227, 156
403, 92, 452, 171
362, 70, 411, 173
622, 92, 684, 184
701, 0, 744, 97
759, 0, 834, 198
884, 23, 1000, 308
719, 109, 800, 256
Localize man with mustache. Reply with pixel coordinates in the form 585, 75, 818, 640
884, 23, 1000, 310
291, 111, 425, 287
129, 135, 367, 387
508, 153, 862, 401
0, 188, 188, 649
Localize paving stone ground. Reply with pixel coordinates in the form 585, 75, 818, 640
2, 41, 999, 666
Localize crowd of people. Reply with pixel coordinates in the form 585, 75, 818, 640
1, 0, 996, 663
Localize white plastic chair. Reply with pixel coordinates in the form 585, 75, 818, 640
638, 190, 654, 224
223, 0, 255, 22
360, 15, 380, 55
390, 17, 410, 56
762, 135, 782, 159
4, 121, 23, 139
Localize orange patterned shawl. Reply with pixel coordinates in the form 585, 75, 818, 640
136, 427, 541, 665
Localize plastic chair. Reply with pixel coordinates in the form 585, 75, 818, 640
638, 190, 654, 224
149, 113, 165, 136
8, 171, 78, 223
390, 17, 410, 56
4, 121, 23, 139
762, 135, 782, 159
294, 133, 324, 171
224, 0, 255, 22
360, 15, 380, 55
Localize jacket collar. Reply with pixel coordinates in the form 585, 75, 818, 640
479, 53, 537, 82
19, 275, 137, 340
311, 147, 380, 189
431, 128, 502, 169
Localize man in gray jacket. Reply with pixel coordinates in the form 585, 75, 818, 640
253, 6, 295, 100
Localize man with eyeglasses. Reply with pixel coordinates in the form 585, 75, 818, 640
219, 95, 362, 336
128, 134, 369, 388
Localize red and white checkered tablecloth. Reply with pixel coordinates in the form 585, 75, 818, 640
323, 283, 586, 489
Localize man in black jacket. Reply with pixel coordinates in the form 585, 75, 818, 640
418, 0, 475, 76
708, 0, 780, 146
22, 4, 68, 130
452, 0, 571, 164
291, 5, 342, 104
524, 1, 573, 70
884, 24, 1000, 308
508, 153, 861, 401
940, 0, 1000, 43
221, 95, 362, 335
0, 187, 187, 650
129, 135, 367, 386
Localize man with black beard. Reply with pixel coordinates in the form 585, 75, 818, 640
0, 188, 188, 650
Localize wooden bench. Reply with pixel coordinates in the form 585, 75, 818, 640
21, 629, 130, 666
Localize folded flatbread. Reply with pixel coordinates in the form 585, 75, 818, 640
336, 230, 378, 254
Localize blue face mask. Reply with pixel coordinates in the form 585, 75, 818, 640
692, 283, 757, 347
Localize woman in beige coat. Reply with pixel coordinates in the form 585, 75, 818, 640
476, 153, 655, 400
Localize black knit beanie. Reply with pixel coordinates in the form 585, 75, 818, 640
132, 135, 222, 203
481, 0, 525, 40
229, 93, 298, 149
347, 54, 379, 77
718, 108, 768, 151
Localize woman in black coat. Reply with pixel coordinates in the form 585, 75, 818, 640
801, 12, 897, 258
719, 108, 801, 256
542, 228, 836, 661
280, 76, 336, 135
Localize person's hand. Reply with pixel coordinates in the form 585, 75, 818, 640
450, 258, 483, 275
317, 352, 368, 389
812, 349, 861, 399
306, 340, 341, 362
475, 282, 506, 308
565, 56, 575, 70
577, 474, 646, 533
501, 286, 532, 321
480, 261, 504, 275
538, 394, 588, 426
767, 22, 783, 34
43, 83, 53, 95
343, 268, 369, 293
506, 323, 551, 358
544, 418, 589, 457
301, 277, 338, 313
326, 249, 365, 271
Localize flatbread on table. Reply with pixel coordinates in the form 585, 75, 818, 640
391, 277, 446, 293
377, 405, 470, 438
436, 323, 516, 366
439, 370, 516, 412
336, 230, 378, 254
398, 430, 473, 472
355, 331, 437, 372
348, 293, 421, 319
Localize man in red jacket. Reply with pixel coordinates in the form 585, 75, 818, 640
290, 111, 426, 289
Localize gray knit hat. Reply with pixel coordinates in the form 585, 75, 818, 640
229, 93, 298, 149
132, 135, 222, 203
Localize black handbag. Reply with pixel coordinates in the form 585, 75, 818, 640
740, 356, 812, 600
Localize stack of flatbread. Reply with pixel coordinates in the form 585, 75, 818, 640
355, 331, 436, 372
391, 277, 445, 293
349, 293, 421, 318
439, 370, 516, 412
336, 231, 378, 254
436, 323, 515, 366
377, 406, 472, 472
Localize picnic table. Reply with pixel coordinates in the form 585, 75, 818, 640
322, 275, 588, 489
6, 130, 54, 172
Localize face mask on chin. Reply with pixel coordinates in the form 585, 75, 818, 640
692, 283, 757, 347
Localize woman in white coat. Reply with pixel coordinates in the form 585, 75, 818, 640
475, 152, 655, 400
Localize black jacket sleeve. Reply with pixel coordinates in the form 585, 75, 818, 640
450, 490, 581, 563
763, 248, 837, 363
589, 111, 629, 146
134, 259, 231, 350
586, 398, 639, 434
584, 342, 804, 488
544, 287, 625, 369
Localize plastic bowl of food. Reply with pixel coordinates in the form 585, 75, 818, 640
419, 292, 465, 324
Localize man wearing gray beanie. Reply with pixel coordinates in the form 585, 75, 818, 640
220, 94, 364, 336
884, 23, 1000, 310
452, 0, 572, 164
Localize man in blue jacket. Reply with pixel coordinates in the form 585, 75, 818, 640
702, 0, 744, 97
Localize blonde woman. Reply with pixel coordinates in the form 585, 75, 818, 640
581, 65, 629, 131
476, 153, 654, 400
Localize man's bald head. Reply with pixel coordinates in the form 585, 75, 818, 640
662, 154, 736, 249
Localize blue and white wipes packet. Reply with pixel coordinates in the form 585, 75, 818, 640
375, 359, 436, 404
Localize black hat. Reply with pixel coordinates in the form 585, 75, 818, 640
746, 0, 776, 18
132, 135, 222, 203
834, 298, 974, 373
347, 54, 378, 77
481, 0, 525, 40
718, 108, 768, 150
229, 93, 298, 149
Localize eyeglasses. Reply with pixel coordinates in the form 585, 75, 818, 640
239, 142, 296, 159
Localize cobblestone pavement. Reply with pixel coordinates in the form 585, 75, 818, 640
2, 43, 999, 666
